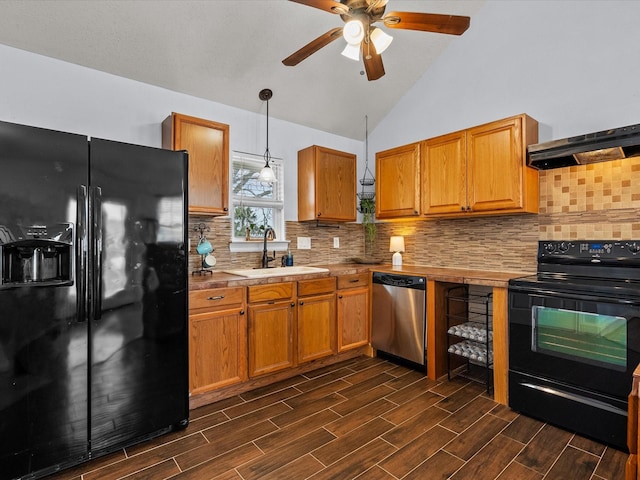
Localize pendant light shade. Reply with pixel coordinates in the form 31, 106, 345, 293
258, 88, 276, 183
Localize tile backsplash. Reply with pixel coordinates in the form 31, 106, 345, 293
188, 158, 640, 275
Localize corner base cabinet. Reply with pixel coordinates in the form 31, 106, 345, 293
162, 112, 229, 215
189, 287, 247, 395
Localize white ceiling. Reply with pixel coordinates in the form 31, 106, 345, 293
0, 0, 485, 140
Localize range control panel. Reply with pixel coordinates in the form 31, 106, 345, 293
539, 240, 640, 259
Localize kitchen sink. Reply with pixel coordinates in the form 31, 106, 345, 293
223, 266, 329, 278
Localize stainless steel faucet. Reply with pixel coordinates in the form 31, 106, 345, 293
261, 227, 276, 268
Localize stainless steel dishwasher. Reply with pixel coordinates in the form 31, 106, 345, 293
371, 272, 427, 370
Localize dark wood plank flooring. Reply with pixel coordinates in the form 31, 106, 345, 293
48, 356, 627, 480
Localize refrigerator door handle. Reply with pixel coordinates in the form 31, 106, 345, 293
90, 186, 103, 320
77, 185, 88, 322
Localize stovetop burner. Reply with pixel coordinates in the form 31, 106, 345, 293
510, 240, 640, 300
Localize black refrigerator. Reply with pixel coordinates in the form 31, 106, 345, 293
0, 120, 189, 479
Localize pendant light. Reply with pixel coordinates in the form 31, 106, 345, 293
258, 88, 276, 183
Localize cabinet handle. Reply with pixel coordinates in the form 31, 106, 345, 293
460, 206, 465, 211
349, 279, 359, 283
207, 295, 224, 301
223, 207, 228, 211
299, 301, 304, 305
317, 212, 322, 217
290, 302, 295, 308
239, 310, 245, 315
338, 295, 343, 299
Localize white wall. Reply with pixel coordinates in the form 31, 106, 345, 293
370, 0, 640, 153
0, 44, 362, 222
2, 0, 639, 223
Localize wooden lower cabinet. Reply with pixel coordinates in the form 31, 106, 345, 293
248, 282, 296, 378
337, 273, 370, 351
297, 277, 337, 363
188, 287, 246, 395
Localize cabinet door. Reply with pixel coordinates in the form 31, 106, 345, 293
162, 113, 229, 215
298, 146, 356, 222
375, 143, 421, 218
467, 116, 525, 213
421, 131, 467, 215
189, 307, 247, 394
248, 301, 295, 377
297, 293, 336, 363
337, 287, 370, 351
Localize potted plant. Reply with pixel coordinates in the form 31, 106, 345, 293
360, 197, 376, 258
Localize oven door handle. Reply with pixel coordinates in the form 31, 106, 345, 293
517, 289, 640, 306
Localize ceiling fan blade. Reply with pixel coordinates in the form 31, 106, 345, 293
282, 27, 343, 66
362, 43, 385, 81
383, 12, 470, 35
289, 0, 350, 15
366, 0, 389, 13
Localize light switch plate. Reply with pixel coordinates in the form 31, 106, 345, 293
297, 237, 311, 249
333, 237, 340, 248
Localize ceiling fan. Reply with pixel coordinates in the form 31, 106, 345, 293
282, 0, 470, 81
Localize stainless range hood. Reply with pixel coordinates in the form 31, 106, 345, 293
527, 123, 640, 170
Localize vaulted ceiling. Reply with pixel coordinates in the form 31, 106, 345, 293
0, 0, 485, 139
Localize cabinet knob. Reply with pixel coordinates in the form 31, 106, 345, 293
223, 207, 228, 212
299, 301, 304, 305
239, 310, 245, 315
290, 302, 295, 308
338, 295, 343, 299
460, 206, 465, 211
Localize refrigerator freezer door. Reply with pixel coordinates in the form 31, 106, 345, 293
88, 139, 189, 453
0, 121, 90, 478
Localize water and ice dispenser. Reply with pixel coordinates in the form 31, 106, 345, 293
0, 223, 73, 287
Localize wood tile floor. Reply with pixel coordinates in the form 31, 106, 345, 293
49, 356, 627, 480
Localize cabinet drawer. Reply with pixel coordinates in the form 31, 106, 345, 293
298, 277, 336, 297
337, 273, 370, 290
189, 287, 244, 312
248, 282, 294, 303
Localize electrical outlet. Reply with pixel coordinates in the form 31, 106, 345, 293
333, 237, 340, 248
297, 237, 311, 249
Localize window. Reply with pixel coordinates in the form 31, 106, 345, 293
231, 152, 284, 243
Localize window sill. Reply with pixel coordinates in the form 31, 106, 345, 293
228, 240, 291, 253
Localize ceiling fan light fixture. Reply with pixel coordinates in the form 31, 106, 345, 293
370, 27, 393, 54
343, 20, 365, 45
341, 42, 361, 61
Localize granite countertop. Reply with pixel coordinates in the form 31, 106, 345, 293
189, 263, 533, 290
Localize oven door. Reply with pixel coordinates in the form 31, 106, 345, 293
509, 286, 640, 399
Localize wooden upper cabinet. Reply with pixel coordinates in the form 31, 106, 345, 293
375, 142, 421, 219
466, 114, 538, 214
421, 131, 467, 215
162, 112, 229, 216
421, 114, 539, 217
298, 145, 357, 222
